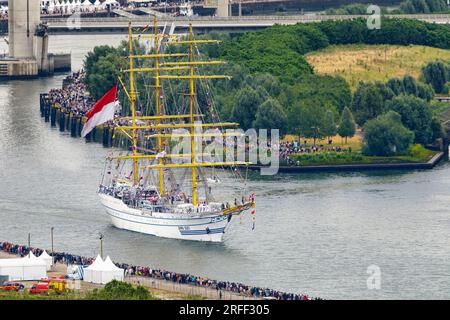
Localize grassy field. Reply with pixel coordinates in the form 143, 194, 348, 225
284, 133, 363, 152
306, 44, 450, 90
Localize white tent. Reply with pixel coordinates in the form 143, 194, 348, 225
83, 255, 124, 284
0, 257, 47, 281
102, 256, 124, 283
67, 0, 73, 12
81, 0, 93, 12
38, 251, 53, 271
48, 1, 56, 13
83, 254, 104, 284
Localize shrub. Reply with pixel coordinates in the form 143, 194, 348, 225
85, 280, 152, 300
363, 111, 415, 156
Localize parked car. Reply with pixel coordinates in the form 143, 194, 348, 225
0, 282, 25, 291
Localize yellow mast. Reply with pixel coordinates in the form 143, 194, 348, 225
115, 21, 250, 205
188, 24, 198, 206
128, 22, 139, 186
153, 19, 165, 196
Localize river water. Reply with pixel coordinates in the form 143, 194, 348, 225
1, 34, 450, 300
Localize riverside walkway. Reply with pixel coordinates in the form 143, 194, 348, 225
1, 242, 311, 300
43, 14, 450, 33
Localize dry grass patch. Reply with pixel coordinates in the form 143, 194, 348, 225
306, 44, 450, 91
284, 133, 363, 151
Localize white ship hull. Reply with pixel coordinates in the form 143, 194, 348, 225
99, 193, 233, 242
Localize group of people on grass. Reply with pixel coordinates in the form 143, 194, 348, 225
0, 241, 315, 300
280, 141, 352, 162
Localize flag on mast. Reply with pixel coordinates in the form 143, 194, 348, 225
81, 85, 118, 138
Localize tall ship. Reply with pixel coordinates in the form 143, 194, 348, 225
97, 21, 254, 242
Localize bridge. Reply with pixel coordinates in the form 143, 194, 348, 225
43, 14, 450, 34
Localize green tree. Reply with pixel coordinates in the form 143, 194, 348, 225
338, 107, 356, 143
430, 117, 444, 141
351, 82, 385, 125
278, 74, 351, 114
83, 41, 145, 101
322, 109, 337, 140
253, 98, 288, 135
417, 82, 434, 101
375, 81, 395, 101
402, 75, 419, 96
231, 86, 264, 130
287, 99, 327, 144
84, 54, 127, 101
425, 0, 448, 12
422, 61, 449, 94
84, 45, 118, 76
387, 77, 405, 96
363, 111, 415, 156
385, 95, 433, 144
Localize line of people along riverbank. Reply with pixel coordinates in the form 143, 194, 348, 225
48, 70, 93, 116
0, 241, 317, 300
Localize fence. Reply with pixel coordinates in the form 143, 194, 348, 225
126, 276, 258, 300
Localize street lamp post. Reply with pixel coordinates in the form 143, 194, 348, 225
51, 227, 54, 252
27, 233, 31, 257
51, 227, 55, 270
99, 233, 104, 259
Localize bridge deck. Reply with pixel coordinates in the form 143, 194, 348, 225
41, 14, 450, 33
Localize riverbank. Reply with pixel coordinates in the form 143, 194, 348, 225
257, 151, 445, 173
0, 250, 234, 300
1, 242, 311, 300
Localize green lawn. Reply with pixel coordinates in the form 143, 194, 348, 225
287, 145, 437, 166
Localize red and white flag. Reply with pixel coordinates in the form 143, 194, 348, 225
81, 85, 118, 138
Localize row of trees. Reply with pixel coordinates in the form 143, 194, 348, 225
325, 0, 449, 15
229, 79, 357, 144
351, 75, 442, 149
351, 75, 433, 125
399, 0, 449, 14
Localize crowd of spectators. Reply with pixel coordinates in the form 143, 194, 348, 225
48, 70, 94, 116
280, 140, 352, 162
0, 1, 205, 20
0, 241, 317, 300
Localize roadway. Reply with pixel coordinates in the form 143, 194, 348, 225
42, 14, 450, 34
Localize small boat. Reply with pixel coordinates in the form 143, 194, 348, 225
207, 176, 221, 185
